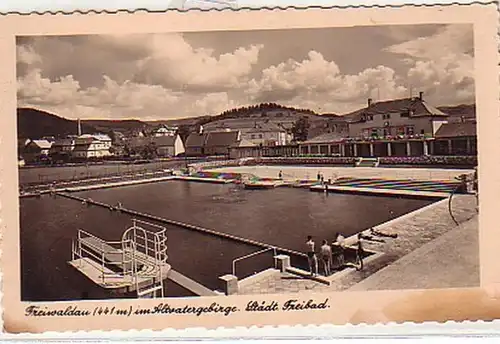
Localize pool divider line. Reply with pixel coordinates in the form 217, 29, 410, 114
55, 192, 308, 260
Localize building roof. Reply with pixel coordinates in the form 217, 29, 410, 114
29, 139, 53, 149
434, 122, 477, 138
152, 135, 176, 147
51, 138, 75, 147
77, 134, 112, 142
128, 137, 149, 148
205, 131, 240, 147
302, 132, 346, 144
185, 133, 208, 148
345, 97, 447, 123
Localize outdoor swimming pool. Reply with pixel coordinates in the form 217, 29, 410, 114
20, 180, 435, 301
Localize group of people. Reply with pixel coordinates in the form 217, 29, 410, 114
305, 233, 365, 277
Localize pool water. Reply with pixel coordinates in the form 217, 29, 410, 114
20, 181, 434, 301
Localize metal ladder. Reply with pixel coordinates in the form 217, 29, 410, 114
122, 219, 169, 299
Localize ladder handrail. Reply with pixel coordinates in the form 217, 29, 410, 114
232, 247, 277, 277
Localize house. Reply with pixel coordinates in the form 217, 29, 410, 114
185, 133, 209, 157
23, 139, 53, 163
204, 131, 241, 156
184, 130, 241, 156
72, 134, 113, 159
433, 122, 477, 156
49, 138, 76, 161
126, 134, 185, 158
228, 138, 259, 159
151, 135, 185, 157
239, 122, 290, 146
153, 125, 178, 137
346, 92, 448, 139
308, 116, 349, 140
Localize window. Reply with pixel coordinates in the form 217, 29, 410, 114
383, 128, 390, 137
382, 114, 391, 120
366, 115, 374, 121
406, 126, 415, 135
371, 128, 378, 137
251, 134, 255, 139
258, 134, 263, 139
397, 127, 405, 135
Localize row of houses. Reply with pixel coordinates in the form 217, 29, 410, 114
22, 134, 114, 163
20, 92, 477, 163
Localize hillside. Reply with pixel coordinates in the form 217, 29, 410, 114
83, 119, 150, 134
17, 108, 96, 139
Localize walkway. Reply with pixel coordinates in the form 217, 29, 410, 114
209, 166, 473, 182
348, 215, 479, 291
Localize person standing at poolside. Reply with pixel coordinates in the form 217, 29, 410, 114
355, 233, 365, 271
306, 236, 318, 276
278, 170, 283, 179
333, 232, 345, 268
320, 240, 333, 276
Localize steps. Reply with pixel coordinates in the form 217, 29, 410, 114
332, 177, 461, 194
355, 158, 379, 167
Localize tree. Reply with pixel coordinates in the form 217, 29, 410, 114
291, 117, 310, 142
177, 124, 191, 144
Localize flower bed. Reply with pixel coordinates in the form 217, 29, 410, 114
378, 155, 477, 166
241, 157, 357, 166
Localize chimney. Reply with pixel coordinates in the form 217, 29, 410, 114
419, 91, 424, 101
368, 98, 373, 107
77, 118, 82, 136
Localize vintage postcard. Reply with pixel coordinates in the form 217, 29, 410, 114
1, 3, 500, 334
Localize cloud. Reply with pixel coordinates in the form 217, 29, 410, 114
17, 69, 181, 119
16, 25, 474, 120
247, 51, 407, 113
134, 34, 263, 91
193, 92, 238, 116
385, 24, 475, 104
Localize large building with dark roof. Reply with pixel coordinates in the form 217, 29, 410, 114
297, 92, 477, 158
346, 92, 448, 139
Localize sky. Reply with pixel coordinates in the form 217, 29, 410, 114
16, 24, 475, 121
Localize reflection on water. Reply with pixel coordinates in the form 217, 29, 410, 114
20, 181, 433, 301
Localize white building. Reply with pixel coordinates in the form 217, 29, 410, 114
240, 122, 290, 146
72, 134, 113, 159
23, 139, 53, 162
153, 125, 178, 137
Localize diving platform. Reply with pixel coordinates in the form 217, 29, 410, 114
69, 219, 170, 298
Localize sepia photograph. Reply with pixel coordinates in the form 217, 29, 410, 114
16, 23, 480, 302
2, 4, 499, 333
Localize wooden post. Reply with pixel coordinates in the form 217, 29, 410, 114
353, 144, 358, 157
423, 141, 429, 156
448, 139, 453, 155
387, 142, 392, 157
369, 143, 374, 157
406, 141, 412, 156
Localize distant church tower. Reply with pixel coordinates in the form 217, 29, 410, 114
77, 118, 82, 136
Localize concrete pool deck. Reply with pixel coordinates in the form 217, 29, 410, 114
236, 194, 478, 295
207, 166, 473, 182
